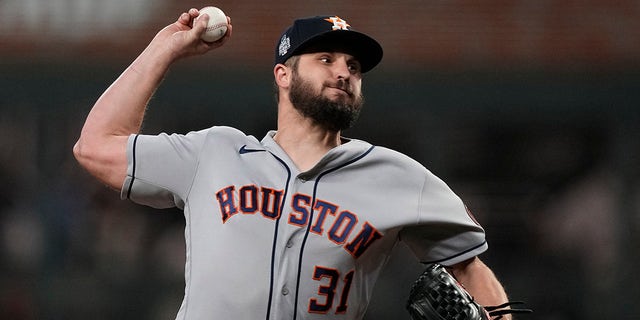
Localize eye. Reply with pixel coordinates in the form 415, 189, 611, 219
348, 61, 362, 74
319, 56, 332, 64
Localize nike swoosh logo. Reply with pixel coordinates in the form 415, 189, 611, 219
239, 145, 265, 154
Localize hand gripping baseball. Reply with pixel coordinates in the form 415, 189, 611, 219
153, 8, 232, 60
406, 264, 532, 320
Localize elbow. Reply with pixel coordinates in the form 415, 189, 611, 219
73, 137, 90, 168
73, 136, 102, 173
71, 134, 128, 191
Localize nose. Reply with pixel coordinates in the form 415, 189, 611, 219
333, 57, 352, 80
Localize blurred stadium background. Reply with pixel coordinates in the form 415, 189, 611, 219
1, 0, 639, 319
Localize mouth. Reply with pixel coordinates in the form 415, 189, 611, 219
325, 84, 353, 97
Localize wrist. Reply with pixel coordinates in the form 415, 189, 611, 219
131, 41, 175, 75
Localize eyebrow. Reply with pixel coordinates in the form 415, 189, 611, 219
312, 51, 360, 63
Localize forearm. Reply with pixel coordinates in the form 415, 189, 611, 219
82, 42, 174, 139
451, 257, 510, 318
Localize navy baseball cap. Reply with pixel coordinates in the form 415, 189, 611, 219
275, 16, 383, 73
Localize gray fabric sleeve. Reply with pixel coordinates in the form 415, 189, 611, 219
120, 129, 210, 209
400, 170, 488, 266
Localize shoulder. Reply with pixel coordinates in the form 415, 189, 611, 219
204, 126, 248, 138
368, 145, 428, 173
360, 143, 455, 191
142, 126, 248, 140
345, 139, 440, 178
189, 126, 259, 146
133, 126, 260, 154
342, 140, 432, 189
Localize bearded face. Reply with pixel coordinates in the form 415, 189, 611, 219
288, 67, 364, 132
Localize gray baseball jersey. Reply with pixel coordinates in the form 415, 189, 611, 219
121, 126, 487, 320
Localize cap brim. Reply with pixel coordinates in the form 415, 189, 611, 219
292, 30, 383, 73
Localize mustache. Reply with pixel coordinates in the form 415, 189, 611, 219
324, 79, 353, 96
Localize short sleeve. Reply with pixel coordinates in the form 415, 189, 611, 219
400, 171, 488, 266
120, 129, 210, 209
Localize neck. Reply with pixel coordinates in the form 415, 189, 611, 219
274, 109, 342, 172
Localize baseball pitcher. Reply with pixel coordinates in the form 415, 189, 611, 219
74, 7, 529, 320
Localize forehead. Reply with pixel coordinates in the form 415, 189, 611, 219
298, 42, 361, 60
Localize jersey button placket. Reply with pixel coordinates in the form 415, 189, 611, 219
297, 173, 312, 183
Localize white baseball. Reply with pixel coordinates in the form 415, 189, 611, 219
196, 6, 228, 42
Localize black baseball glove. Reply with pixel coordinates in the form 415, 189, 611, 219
406, 264, 531, 320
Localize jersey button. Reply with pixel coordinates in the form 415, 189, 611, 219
282, 287, 290, 295
286, 240, 294, 248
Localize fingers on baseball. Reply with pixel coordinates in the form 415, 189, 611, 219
189, 15, 208, 39
178, 8, 199, 28
178, 8, 198, 24
177, 12, 190, 26
221, 19, 232, 40
203, 17, 232, 45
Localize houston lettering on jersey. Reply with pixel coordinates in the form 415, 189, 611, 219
215, 185, 383, 258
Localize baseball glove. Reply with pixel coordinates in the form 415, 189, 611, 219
406, 264, 531, 320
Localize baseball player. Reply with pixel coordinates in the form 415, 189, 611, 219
74, 8, 512, 320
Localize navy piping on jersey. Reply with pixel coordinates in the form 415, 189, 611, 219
422, 240, 488, 265
292, 145, 375, 320
263, 150, 291, 320
237, 144, 291, 320
126, 134, 140, 200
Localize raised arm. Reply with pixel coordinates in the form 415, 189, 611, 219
73, 8, 232, 190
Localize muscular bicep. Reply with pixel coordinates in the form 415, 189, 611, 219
73, 134, 129, 191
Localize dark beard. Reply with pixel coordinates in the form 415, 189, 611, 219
289, 73, 364, 132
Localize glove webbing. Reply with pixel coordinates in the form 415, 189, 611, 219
484, 301, 533, 320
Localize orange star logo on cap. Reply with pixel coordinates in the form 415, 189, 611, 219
324, 16, 351, 30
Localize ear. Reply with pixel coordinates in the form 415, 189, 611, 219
274, 63, 291, 89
